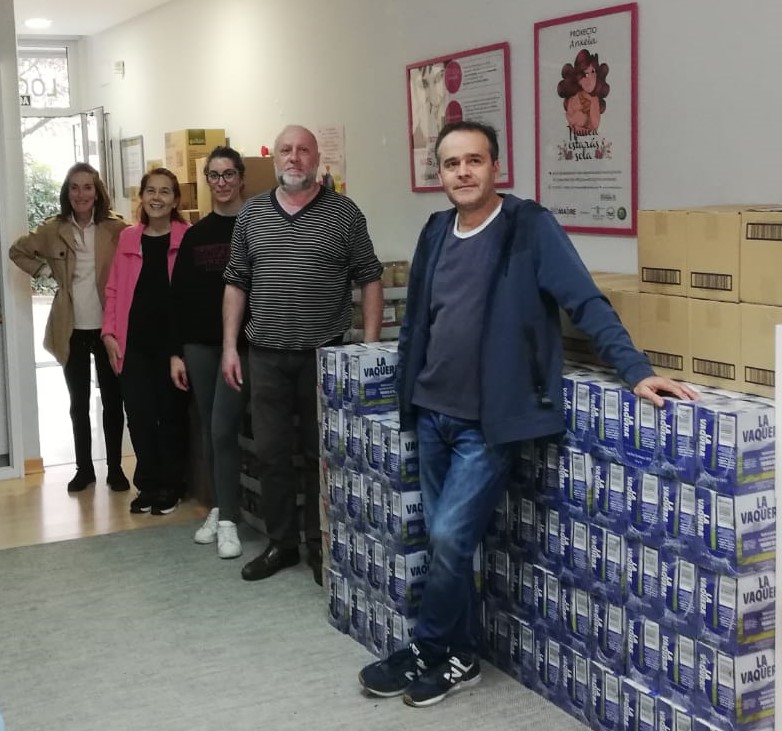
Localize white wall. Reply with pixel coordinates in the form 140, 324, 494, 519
80, 0, 782, 274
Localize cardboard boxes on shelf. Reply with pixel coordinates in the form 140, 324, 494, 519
164, 128, 227, 183
196, 156, 277, 217
637, 209, 687, 297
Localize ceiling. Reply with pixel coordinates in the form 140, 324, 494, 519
14, 0, 172, 37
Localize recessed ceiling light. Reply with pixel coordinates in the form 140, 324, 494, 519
24, 17, 52, 30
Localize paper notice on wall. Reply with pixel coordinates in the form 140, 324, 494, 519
316, 125, 346, 194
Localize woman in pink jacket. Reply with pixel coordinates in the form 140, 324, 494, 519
102, 168, 190, 515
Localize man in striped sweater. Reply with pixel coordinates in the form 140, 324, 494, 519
222, 125, 383, 585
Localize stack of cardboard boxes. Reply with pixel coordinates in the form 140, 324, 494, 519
563, 206, 782, 398
162, 128, 278, 223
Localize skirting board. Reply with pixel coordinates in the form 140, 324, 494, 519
24, 457, 44, 475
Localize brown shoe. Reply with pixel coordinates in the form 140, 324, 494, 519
241, 543, 300, 581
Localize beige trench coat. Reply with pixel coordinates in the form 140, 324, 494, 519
9, 213, 128, 365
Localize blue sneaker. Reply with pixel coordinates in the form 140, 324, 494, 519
359, 643, 429, 697
403, 654, 481, 707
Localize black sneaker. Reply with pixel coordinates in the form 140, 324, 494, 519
129, 491, 154, 514
106, 467, 130, 492
403, 655, 481, 708
151, 491, 180, 515
359, 643, 428, 697
67, 469, 96, 493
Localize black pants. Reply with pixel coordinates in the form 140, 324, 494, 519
62, 329, 125, 474
120, 347, 188, 496
248, 346, 321, 551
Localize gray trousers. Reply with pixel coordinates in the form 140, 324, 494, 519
183, 344, 249, 523
247, 345, 321, 552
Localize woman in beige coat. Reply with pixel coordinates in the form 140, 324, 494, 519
10, 163, 130, 493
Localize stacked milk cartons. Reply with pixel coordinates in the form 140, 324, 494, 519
318, 342, 428, 660
480, 363, 776, 731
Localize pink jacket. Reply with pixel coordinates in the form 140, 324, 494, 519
101, 220, 190, 373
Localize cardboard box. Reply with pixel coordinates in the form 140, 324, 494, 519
739, 302, 782, 397
560, 273, 640, 364
739, 207, 782, 305
688, 299, 740, 389
180, 209, 200, 224
686, 207, 740, 302
637, 294, 690, 380
178, 182, 197, 210
637, 210, 688, 297
164, 128, 227, 183
196, 155, 277, 217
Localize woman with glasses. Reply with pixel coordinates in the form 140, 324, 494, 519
9, 163, 129, 494
102, 167, 190, 515
169, 147, 249, 558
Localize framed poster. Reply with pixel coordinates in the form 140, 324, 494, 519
119, 135, 144, 198
406, 42, 513, 192
535, 4, 637, 235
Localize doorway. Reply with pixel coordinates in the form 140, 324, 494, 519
21, 110, 130, 467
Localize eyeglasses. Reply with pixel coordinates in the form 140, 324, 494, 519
206, 169, 240, 184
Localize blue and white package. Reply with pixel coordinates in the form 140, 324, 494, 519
561, 515, 591, 584
627, 609, 662, 684
344, 466, 364, 527
660, 550, 700, 633
509, 615, 536, 687
592, 593, 627, 673
510, 554, 535, 619
508, 493, 536, 549
484, 547, 510, 603
662, 480, 699, 551
627, 540, 663, 618
486, 490, 509, 546
532, 565, 561, 627
560, 579, 591, 648
591, 660, 624, 731
364, 535, 385, 594
657, 697, 695, 731
384, 605, 417, 655
534, 629, 563, 701
696, 486, 776, 573
565, 446, 594, 516
539, 439, 562, 494
326, 405, 346, 462
362, 414, 396, 472
348, 580, 367, 645
362, 472, 384, 538
660, 627, 698, 707
594, 459, 631, 532
621, 678, 658, 731
699, 568, 776, 651
329, 517, 348, 570
697, 644, 775, 731
543, 504, 564, 568
697, 397, 775, 494
627, 470, 667, 543
326, 568, 349, 633
591, 378, 624, 459
385, 547, 428, 614
327, 463, 346, 518
365, 598, 386, 657
562, 644, 591, 722
659, 396, 699, 484
591, 526, 627, 601
622, 390, 660, 468
562, 370, 595, 448
383, 482, 427, 551
381, 420, 419, 485
347, 345, 398, 414
344, 407, 363, 461
335, 343, 370, 405
347, 527, 365, 580
485, 607, 513, 674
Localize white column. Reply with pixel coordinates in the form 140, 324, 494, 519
0, 0, 40, 476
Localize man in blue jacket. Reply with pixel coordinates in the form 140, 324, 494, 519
358, 121, 696, 708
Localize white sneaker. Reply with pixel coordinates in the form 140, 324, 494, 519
194, 508, 219, 544
217, 521, 242, 559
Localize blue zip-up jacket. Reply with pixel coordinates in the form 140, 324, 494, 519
397, 194, 654, 444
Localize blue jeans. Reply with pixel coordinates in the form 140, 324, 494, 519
413, 408, 516, 661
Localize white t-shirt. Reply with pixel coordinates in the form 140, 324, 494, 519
70, 215, 103, 329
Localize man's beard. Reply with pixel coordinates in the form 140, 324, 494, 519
276, 169, 317, 192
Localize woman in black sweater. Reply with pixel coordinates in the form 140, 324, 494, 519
170, 147, 248, 558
